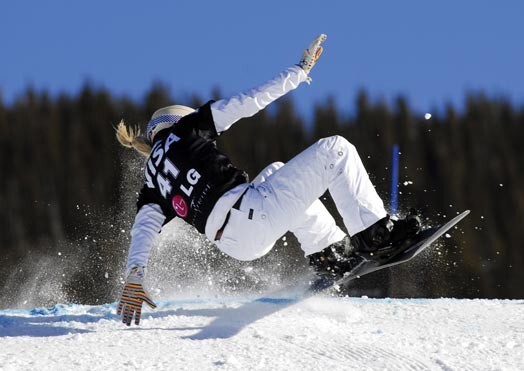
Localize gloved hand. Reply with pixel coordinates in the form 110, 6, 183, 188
116, 265, 157, 326
298, 34, 327, 75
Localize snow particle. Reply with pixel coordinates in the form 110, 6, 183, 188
445, 233, 451, 238
425, 113, 432, 120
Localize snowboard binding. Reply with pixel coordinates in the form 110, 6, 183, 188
353, 209, 422, 264
308, 236, 365, 281
309, 210, 423, 280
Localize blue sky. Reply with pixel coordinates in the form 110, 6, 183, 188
1, 1, 523, 117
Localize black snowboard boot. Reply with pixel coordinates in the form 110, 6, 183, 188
308, 210, 422, 280
308, 236, 365, 280
351, 210, 422, 264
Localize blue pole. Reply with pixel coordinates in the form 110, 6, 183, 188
390, 144, 400, 215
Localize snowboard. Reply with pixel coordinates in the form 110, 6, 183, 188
310, 210, 471, 292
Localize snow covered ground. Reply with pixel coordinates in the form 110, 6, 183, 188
1, 293, 523, 371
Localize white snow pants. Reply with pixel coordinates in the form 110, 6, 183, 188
214, 135, 388, 261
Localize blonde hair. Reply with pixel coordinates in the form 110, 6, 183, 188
115, 120, 152, 157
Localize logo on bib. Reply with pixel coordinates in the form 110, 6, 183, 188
172, 195, 188, 218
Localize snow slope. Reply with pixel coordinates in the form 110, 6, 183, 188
1, 295, 523, 371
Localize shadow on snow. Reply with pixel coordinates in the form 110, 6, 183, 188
0, 282, 314, 339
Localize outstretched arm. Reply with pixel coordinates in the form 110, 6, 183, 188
211, 66, 307, 133
117, 203, 165, 326
211, 34, 327, 134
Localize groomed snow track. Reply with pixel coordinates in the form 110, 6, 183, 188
1, 296, 523, 370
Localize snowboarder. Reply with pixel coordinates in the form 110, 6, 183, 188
116, 34, 421, 326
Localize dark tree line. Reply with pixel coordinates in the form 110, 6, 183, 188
1, 84, 523, 308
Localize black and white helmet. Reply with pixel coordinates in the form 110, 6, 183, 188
146, 105, 195, 142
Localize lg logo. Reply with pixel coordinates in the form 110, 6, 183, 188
171, 195, 188, 218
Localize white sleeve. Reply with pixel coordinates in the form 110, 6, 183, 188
125, 203, 166, 273
211, 65, 308, 133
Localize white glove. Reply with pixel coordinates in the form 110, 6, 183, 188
298, 34, 327, 75
116, 265, 157, 326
